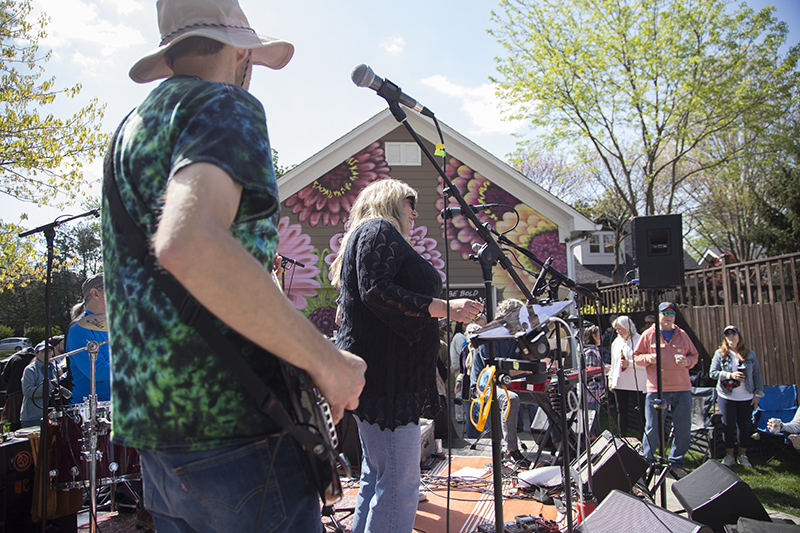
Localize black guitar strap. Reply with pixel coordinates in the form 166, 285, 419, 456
102, 113, 327, 457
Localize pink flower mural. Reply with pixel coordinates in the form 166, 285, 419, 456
433, 157, 567, 300
325, 222, 446, 282
435, 156, 520, 259
283, 141, 391, 227
276, 216, 321, 309
493, 205, 567, 299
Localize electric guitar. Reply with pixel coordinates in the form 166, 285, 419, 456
280, 362, 348, 505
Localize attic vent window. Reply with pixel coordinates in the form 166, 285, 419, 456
385, 142, 421, 166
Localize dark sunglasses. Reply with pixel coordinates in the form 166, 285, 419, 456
724, 330, 739, 337
661, 311, 676, 317
405, 196, 416, 211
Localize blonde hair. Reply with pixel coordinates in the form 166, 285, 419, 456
330, 179, 418, 287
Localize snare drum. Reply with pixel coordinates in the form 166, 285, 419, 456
50, 402, 140, 490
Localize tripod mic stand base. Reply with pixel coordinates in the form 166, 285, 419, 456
321, 504, 354, 533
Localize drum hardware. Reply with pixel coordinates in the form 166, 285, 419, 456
47, 337, 140, 532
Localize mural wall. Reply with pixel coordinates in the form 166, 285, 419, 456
279, 141, 566, 337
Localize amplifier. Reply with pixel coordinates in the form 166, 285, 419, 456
1, 437, 37, 533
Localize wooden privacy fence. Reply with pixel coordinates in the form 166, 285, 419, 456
582, 252, 800, 388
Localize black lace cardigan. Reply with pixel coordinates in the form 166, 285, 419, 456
335, 218, 443, 430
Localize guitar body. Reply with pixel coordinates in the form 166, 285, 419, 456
280, 362, 346, 505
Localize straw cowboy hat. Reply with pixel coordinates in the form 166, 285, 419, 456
129, 0, 294, 83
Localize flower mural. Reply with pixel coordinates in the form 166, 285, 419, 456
435, 156, 520, 260
325, 222, 446, 282
431, 157, 567, 301
493, 205, 567, 299
283, 141, 391, 227
303, 253, 341, 338
276, 216, 321, 309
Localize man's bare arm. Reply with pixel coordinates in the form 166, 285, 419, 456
153, 162, 365, 421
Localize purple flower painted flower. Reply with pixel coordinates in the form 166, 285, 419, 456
283, 142, 391, 227
276, 216, 321, 309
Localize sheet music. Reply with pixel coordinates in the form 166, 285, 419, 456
470, 300, 573, 340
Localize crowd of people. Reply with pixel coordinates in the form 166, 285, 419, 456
2, 1, 797, 532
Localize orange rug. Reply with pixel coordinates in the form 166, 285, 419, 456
327, 456, 558, 533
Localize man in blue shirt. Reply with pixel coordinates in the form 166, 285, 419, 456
65, 272, 109, 404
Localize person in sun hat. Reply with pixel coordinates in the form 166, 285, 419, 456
710, 325, 764, 468
100, 1, 366, 531
633, 301, 698, 478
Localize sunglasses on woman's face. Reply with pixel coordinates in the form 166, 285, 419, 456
724, 331, 738, 337
661, 311, 676, 317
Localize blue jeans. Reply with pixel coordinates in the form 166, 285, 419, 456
643, 391, 692, 468
352, 418, 420, 533
139, 436, 322, 533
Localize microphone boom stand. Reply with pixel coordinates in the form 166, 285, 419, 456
380, 98, 600, 533
19, 209, 99, 533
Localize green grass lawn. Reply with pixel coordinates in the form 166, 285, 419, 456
597, 404, 800, 517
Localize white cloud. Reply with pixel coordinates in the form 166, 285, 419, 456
379, 36, 405, 55
33, 0, 146, 57
102, 0, 143, 17
421, 74, 523, 136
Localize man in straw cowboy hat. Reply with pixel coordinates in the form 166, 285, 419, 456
100, 1, 366, 530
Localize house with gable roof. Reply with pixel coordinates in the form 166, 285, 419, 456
275, 108, 597, 336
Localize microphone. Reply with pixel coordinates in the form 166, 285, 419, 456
441, 204, 501, 218
278, 254, 306, 268
351, 64, 434, 118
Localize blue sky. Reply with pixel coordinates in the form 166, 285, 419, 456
6, 0, 800, 232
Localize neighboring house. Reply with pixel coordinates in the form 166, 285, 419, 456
276, 109, 596, 336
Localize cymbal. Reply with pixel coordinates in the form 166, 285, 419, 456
76, 313, 108, 332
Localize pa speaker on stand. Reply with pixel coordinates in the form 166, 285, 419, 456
632, 214, 685, 289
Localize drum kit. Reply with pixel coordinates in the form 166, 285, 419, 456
44, 313, 140, 530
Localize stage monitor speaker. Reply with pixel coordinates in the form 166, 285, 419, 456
571, 430, 649, 503
725, 517, 800, 533
632, 214, 684, 288
575, 489, 713, 533
672, 459, 770, 533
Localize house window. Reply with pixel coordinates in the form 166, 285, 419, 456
385, 142, 421, 166
589, 234, 614, 254
603, 235, 614, 254
589, 235, 600, 254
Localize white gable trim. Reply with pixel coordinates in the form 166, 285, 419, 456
278, 109, 597, 241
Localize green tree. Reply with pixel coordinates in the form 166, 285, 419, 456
490, 0, 799, 217
747, 120, 800, 255
1, 0, 108, 289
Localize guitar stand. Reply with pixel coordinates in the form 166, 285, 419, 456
321, 504, 355, 533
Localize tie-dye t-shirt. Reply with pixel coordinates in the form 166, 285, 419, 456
101, 76, 286, 452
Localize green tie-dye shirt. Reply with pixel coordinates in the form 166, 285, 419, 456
101, 76, 286, 452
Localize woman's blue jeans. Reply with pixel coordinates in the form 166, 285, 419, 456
351, 418, 421, 533
138, 436, 322, 533
643, 390, 692, 468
